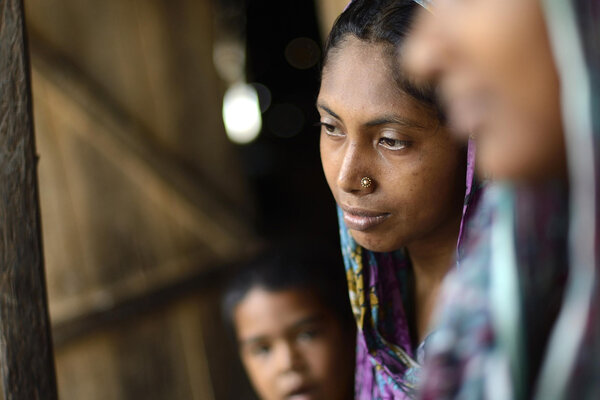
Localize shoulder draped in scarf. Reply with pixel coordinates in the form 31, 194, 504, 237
419, 1, 600, 399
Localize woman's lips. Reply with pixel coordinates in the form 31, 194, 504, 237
341, 206, 390, 231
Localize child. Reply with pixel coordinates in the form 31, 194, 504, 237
222, 244, 356, 400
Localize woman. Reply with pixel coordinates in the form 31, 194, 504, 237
402, 0, 599, 398
317, 0, 481, 397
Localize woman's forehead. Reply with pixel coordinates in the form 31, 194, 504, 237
324, 36, 392, 75
320, 45, 406, 110
318, 80, 426, 128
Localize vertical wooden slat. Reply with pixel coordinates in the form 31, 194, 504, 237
0, 0, 58, 399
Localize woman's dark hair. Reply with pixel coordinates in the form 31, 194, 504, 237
323, 0, 441, 114
222, 242, 355, 337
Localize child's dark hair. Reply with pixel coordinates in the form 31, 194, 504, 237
323, 0, 443, 118
222, 242, 355, 337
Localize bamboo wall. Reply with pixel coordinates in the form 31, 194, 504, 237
24, 0, 257, 398
315, 0, 348, 40
15, 0, 348, 398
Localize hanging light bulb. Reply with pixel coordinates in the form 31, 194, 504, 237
222, 82, 262, 144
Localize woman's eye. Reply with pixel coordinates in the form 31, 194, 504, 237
378, 137, 411, 150
319, 122, 344, 137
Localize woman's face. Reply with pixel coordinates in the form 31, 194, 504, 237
404, 0, 566, 181
318, 36, 465, 253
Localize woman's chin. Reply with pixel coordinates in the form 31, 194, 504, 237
351, 231, 401, 253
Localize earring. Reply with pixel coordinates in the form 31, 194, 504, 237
360, 177, 372, 188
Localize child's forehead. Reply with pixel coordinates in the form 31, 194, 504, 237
237, 287, 324, 317
233, 287, 333, 337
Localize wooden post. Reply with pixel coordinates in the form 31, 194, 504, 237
0, 0, 58, 399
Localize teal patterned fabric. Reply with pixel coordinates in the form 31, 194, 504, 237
419, 1, 600, 399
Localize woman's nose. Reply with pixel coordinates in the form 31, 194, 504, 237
336, 142, 375, 195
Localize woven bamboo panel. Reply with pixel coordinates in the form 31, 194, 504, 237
22, 0, 258, 398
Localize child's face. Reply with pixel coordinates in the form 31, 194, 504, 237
234, 287, 355, 400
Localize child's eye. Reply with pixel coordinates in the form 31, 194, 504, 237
378, 137, 411, 150
297, 328, 320, 342
250, 343, 271, 357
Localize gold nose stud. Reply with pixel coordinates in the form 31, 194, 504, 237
360, 177, 372, 188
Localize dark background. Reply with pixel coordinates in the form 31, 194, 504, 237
240, 0, 339, 245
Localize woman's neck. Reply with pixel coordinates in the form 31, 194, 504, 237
407, 222, 460, 344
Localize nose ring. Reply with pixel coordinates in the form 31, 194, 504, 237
360, 177, 372, 188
